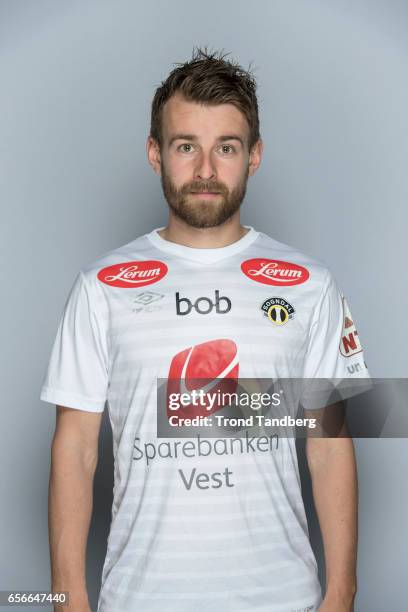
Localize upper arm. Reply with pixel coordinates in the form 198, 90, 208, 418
52, 405, 103, 467
304, 400, 349, 439
40, 271, 109, 414
304, 400, 353, 472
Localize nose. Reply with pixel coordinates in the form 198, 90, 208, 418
194, 151, 216, 182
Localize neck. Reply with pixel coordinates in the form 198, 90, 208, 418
158, 213, 249, 249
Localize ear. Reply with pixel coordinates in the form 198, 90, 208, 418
248, 138, 264, 177
146, 136, 162, 176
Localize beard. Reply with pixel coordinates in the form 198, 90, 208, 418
160, 164, 249, 229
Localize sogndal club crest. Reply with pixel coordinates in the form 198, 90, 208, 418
261, 297, 295, 326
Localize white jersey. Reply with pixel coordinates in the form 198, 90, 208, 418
40, 226, 371, 612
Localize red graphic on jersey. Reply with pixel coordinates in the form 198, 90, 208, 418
339, 296, 363, 357
97, 260, 168, 288
241, 258, 309, 286
167, 339, 239, 423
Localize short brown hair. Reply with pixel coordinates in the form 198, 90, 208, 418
150, 46, 261, 151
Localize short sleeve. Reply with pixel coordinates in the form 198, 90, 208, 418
301, 270, 373, 409
40, 271, 109, 412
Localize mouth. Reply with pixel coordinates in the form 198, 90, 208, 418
189, 192, 221, 198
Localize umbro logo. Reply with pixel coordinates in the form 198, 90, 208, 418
131, 291, 165, 313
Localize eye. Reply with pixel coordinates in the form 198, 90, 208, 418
219, 144, 235, 154
178, 143, 194, 153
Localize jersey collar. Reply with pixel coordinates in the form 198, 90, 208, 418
146, 225, 259, 264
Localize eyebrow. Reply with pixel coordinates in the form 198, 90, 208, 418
168, 133, 244, 147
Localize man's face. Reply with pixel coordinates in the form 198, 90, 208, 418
148, 92, 262, 229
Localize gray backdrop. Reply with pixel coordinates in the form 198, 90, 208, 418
1, 0, 407, 610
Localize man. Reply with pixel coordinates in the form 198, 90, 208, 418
40, 48, 371, 612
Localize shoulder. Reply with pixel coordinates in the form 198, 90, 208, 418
64, 233, 152, 313
78, 232, 150, 286
253, 230, 334, 295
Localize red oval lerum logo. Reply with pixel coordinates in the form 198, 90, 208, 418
241, 258, 309, 286
97, 260, 168, 288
